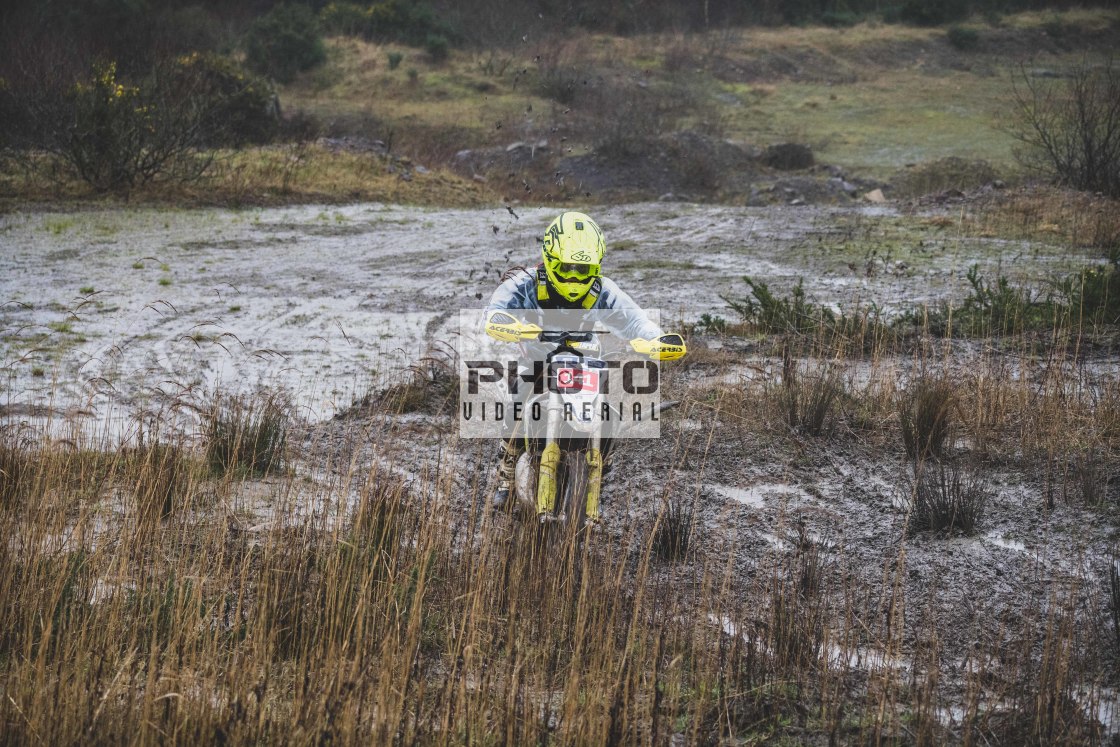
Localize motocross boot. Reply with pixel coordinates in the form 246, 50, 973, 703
492, 437, 520, 510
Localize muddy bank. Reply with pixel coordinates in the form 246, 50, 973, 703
0, 200, 1100, 427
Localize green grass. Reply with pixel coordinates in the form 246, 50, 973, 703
722, 72, 1018, 179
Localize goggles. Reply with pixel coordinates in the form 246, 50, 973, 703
554, 262, 598, 279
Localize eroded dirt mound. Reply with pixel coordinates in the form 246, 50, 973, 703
453, 130, 884, 205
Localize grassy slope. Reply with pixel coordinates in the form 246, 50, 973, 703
1, 9, 1116, 208
281, 8, 1119, 184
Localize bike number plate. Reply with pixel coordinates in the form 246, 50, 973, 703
555, 368, 599, 392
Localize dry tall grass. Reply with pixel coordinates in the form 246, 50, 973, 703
2, 308, 1118, 743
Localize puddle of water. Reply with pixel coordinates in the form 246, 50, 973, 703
717, 482, 811, 507
984, 531, 1027, 553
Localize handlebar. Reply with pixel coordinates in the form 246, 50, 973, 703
485, 310, 687, 361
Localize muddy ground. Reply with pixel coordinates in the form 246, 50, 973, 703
2, 200, 1118, 738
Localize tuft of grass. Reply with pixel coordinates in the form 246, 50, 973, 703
204, 392, 289, 477
898, 376, 955, 463
158, 277, 172, 286
374, 344, 458, 415
773, 349, 844, 437
651, 495, 695, 562
0, 440, 30, 509
907, 461, 988, 536
127, 442, 195, 521
1109, 561, 1120, 655
79, 286, 95, 295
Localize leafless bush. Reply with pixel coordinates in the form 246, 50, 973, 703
1008, 58, 1120, 198
587, 76, 707, 162
2, 49, 277, 194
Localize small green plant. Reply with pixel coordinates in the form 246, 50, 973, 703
228, 305, 241, 312
1065, 258, 1120, 327
407, 67, 419, 84
909, 265, 1060, 337
387, 51, 404, 70
31, 366, 45, 377
45, 219, 75, 234
158, 277, 172, 286
132, 260, 144, 269
79, 286, 94, 295
695, 313, 727, 334
424, 33, 449, 63
48, 321, 73, 334
725, 276, 826, 335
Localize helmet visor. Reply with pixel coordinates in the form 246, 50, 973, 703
555, 262, 598, 279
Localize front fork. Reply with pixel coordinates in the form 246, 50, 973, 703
535, 392, 604, 524
584, 440, 603, 523
536, 390, 564, 517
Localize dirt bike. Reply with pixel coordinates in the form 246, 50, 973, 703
485, 311, 685, 528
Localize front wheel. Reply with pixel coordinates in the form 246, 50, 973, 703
514, 449, 589, 525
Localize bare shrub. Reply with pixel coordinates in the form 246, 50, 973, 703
8, 58, 240, 193
898, 376, 955, 463
1007, 58, 1120, 198
533, 37, 595, 107
907, 461, 987, 536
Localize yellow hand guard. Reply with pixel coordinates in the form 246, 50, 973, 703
630, 333, 687, 361
485, 310, 543, 343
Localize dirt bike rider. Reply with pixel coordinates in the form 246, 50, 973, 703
485, 210, 685, 513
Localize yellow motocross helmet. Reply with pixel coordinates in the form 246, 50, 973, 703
541, 211, 606, 302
